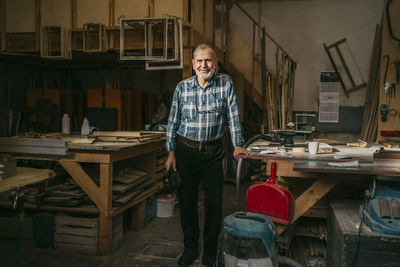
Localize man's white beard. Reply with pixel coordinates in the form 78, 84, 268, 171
195, 67, 216, 81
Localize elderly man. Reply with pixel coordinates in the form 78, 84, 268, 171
165, 43, 252, 267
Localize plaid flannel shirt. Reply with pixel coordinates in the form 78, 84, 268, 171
165, 73, 244, 151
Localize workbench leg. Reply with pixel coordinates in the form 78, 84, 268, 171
276, 177, 340, 235
99, 163, 113, 255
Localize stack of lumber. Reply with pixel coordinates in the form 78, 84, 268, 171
112, 168, 154, 206
92, 131, 165, 143
43, 181, 91, 206
0, 154, 16, 179
23, 178, 92, 207
0, 137, 67, 155
290, 236, 327, 267
361, 24, 382, 142
55, 213, 123, 255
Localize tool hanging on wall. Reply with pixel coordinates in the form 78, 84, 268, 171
383, 55, 391, 95
380, 104, 388, 122
323, 38, 367, 97
386, 0, 400, 44
392, 61, 400, 83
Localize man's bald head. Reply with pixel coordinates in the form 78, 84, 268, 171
193, 44, 217, 60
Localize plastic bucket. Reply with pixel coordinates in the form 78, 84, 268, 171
156, 193, 176, 217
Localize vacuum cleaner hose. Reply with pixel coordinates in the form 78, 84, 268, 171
276, 255, 304, 267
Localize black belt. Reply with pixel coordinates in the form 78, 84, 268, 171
176, 135, 222, 150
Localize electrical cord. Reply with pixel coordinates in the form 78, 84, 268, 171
350, 180, 374, 267
351, 203, 365, 267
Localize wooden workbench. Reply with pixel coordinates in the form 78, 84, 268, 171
0, 167, 55, 193
13, 138, 165, 254
238, 145, 400, 235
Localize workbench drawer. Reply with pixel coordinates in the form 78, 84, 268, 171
327, 200, 400, 267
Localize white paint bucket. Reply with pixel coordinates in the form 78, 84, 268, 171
156, 194, 176, 217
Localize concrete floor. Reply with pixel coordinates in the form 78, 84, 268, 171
0, 182, 240, 267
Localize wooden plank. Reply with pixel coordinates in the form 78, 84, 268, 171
114, 0, 148, 25
276, 177, 340, 235
55, 224, 98, 237
109, 140, 163, 163
110, 182, 162, 217
99, 163, 113, 254
59, 160, 107, 212
92, 131, 141, 137
132, 91, 142, 130
154, 0, 183, 17
122, 90, 132, 130
0, 167, 55, 193
266, 161, 316, 178
0, 0, 6, 51
0, 137, 66, 147
105, 89, 121, 130
55, 233, 98, 245
76, 0, 109, 26
0, 145, 68, 155
130, 200, 146, 231
5, 0, 36, 32
55, 214, 98, 227
40, 0, 72, 28
87, 89, 103, 108
70, 152, 111, 163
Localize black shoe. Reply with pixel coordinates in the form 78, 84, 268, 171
201, 255, 217, 267
178, 249, 199, 267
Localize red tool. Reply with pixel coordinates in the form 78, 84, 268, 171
246, 162, 294, 225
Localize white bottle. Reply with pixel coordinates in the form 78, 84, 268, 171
81, 116, 90, 136
62, 114, 70, 134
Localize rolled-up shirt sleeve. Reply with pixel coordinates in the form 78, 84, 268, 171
165, 85, 181, 151
226, 79, 244, 147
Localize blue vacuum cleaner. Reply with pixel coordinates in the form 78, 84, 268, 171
223, 135, 303, 267
361, 177, 400, 235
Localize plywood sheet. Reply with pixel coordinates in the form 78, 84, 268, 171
87, 89, 103, 108
6, 0, 36, 32
76, 0, 109, 27
378, 0, 400, 141
105, 89, 121, 130
204, 0, 214, 44
114, 0, 148, 25
154, 0, 183, 18
41, 0, 72, 27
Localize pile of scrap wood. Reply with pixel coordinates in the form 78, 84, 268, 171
23, 168, 155, 208
112, 168, 154, 206
24, 179, 93, 207
0, 136, 67, 155
92, 131, 165, 143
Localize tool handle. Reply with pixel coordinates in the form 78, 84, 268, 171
268, 162, 277, 185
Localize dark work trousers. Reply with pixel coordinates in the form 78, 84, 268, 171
175, 135, 224, 260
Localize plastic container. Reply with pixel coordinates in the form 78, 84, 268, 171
81, 116, 90, 136
61, 114, 70, 134
156, 194, 176, 217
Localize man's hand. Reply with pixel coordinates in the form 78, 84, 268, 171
233, 146, 254, 157
165, 151, 177, 171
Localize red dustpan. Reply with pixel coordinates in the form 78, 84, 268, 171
246, 162, 294, 225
